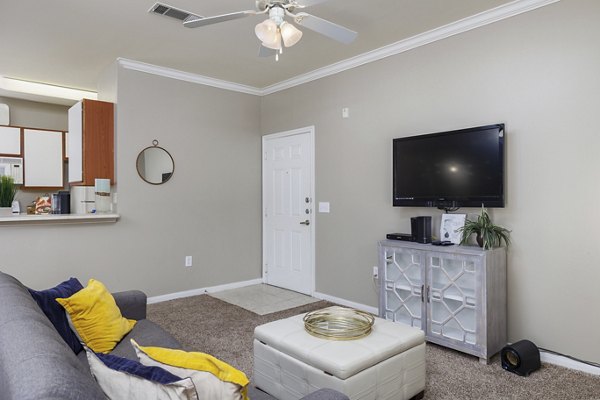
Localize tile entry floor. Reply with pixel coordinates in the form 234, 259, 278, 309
209, 284, 320, 315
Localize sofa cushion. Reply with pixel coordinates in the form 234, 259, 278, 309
87, 350, 198, 400
57, 279, 136, 353
28, 277, 84, 354
0, 271, 106, 400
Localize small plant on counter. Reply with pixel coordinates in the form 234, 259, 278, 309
0, 176, 17, 208
459, 206, 511, 250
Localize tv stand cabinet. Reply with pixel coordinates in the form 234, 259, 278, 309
378, 240, 507, 363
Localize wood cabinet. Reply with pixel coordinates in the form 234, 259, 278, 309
0, 126, 22, 156
378, 240, 506, 362
68, 99, 114, 186
23, 129, 64, 188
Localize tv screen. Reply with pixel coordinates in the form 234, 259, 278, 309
393, 124, 505, 208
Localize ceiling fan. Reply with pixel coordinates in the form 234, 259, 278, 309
181, 0, 358, 60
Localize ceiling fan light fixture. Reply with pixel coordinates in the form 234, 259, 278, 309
255, 18, 278, 44
280, 21, 302, 47
262, 31, 282, 50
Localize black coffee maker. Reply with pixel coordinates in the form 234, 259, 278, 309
51, 191, 71, 214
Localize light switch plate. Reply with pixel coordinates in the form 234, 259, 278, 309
318, 202, 330, 213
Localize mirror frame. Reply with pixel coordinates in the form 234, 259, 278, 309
136, 140, 175, 185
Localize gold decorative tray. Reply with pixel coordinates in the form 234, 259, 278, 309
303, 306, 375, 340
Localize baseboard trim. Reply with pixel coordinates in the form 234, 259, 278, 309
311, 293, 600, 375
148, 284, 599, 376
540, 350, 600, 376
312, 292, 379, 315
147, 278, 263, 304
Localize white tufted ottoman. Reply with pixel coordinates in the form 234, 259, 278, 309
253, 309, 426, 400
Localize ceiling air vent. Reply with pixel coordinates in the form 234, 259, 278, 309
148, 2, 201, 22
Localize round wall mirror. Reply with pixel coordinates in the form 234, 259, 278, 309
136, 140, 174, 185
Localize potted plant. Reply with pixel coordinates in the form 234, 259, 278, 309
459, 206, 511, 250
0, 176, 17, 216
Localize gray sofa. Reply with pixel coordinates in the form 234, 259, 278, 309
0, 271, 347, 400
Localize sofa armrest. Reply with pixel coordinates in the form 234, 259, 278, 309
300, 389, 350, 400
112, 290, 147, 320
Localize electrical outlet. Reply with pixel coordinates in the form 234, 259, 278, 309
185, 256, 192, 267
372, 266, 379, 279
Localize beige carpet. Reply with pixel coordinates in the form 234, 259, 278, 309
148, 295, 600, 400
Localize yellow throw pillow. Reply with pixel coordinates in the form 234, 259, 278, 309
131, 340, 249, 400
56, 279, 136, 353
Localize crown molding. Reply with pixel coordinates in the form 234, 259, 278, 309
262, 0, 560, 95
117, 0, 559, 97
117, 58, 263, 96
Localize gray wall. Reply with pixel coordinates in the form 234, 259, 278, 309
0, 96, 68, 131
1, 67, 262, 298
260, 0, 600, 362
2, 0, 598, 364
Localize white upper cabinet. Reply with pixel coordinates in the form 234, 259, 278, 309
0, 126, 22, 155
67, 101, 83, 183
23, 129, 64, 188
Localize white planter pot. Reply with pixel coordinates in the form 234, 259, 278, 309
0, 207, 13, 216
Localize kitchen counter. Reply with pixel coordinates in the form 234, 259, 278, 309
0, 213, 119, 226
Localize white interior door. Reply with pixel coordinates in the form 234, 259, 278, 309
263, 127, 315, 295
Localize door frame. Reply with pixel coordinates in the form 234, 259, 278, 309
262, 126, 316, 295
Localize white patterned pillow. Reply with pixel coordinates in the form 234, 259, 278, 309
86, 350, 198, 400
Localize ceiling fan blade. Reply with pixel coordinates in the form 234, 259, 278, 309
183, 10, 256, 28
293, 0, 331, 7
293, 12, 357, 44
258, 45, 277, 58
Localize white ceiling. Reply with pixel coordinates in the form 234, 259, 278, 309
0, 0, 518, 92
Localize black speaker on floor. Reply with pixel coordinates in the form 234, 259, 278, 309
500, 340, 541, 376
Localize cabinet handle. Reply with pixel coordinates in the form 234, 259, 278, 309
421, 285, 424, 302
427, 286, 431, 303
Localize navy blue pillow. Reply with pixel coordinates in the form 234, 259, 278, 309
28, 278, 84, 354
96, 353, 183, 384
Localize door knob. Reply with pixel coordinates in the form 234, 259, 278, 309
300, 220, 310, 226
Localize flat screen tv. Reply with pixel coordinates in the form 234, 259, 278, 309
393, 124, 505, 208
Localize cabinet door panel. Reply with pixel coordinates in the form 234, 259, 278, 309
23, 129, 63, 187
426, 252, 482, 351
0, 126, 21, 155
68, 101, 83, 183
380, 246, 425, 329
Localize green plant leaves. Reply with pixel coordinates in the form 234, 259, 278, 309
0, 176, 17, 208
458, 206, 510, 249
